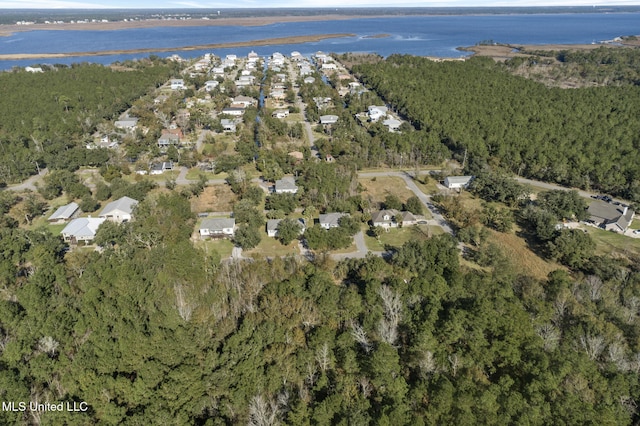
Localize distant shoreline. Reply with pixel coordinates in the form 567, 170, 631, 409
0, 33, 355, 60
0, 15, 381, 37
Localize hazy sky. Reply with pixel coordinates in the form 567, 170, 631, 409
2, 0, 640, 9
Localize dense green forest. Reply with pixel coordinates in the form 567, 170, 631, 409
1, 187, 640, 424
350, 54, 640, 201
0, 61, 173, 184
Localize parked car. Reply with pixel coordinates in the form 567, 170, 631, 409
634, 229, 640, 235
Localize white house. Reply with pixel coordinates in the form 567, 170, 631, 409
368, 105, 388, 122
444, 176, 474, 190
61, 218, 105, 243
222, 107, 245, 117
170, 79, 186, 90
48, 202, 79, 224
272, 109, 289, 119
383, 118, 402, 132
99, 196, 138, 223
371, 210, 417, 229
232, 96, 256, 107
157, 133, 180, 149
204, 80, 219, 91
221, 118, 240, 132
114, 117, 138, 131
199, 218, 236, 238
275, 177, 299, 194
320, 115, 339, 125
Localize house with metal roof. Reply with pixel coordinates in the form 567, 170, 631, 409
61, 217, 105, 243
444, 176, 474, 190
99, 196, 138, 223
48, 202, 80, 224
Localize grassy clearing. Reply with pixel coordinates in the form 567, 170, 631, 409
195, 238, 234, 259
362, 224, 438, 250
586, 227, 640, 258
191, 186, 236, 213
185, 168, 228, 181
359, 176, 416, 208
631, 219, 640, 231
488, 227, 563, 280
245, 230, 299, 257
411, 175, 440, 195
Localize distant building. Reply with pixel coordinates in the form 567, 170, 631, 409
170, 79, 186, 90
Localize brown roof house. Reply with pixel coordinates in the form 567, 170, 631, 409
587, 201, 635, 233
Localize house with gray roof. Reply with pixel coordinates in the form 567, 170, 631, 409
266, 218, 306, 238
371, 209, 417, 229
319, 213, 348, 229
61, 217, 105, 243
587, 201, 635, 233
157, 133, 180, 149
199, 218, 236, 238
274, 177, 298, 194
320, 115, 339, 125
99, 196, 138, 223
48, 202, 79, 224
114, 117, 138, 131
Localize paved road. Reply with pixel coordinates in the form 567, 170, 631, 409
514, 176, 631, 205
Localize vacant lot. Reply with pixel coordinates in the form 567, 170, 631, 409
359, 176, 417, 208
191, 186, 236, 213
363, 224, 441, 251
489, 228, 563, 280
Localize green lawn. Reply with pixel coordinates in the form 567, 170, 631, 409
185, 168, 228, 181
363, 224, 440, 251
245, 229, 299, 258
631, 219, 640, 231
195, 238, 234, 259
586, 227, 640, 257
